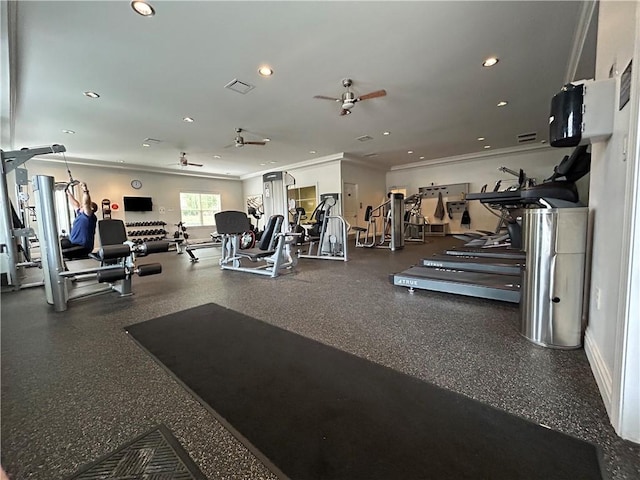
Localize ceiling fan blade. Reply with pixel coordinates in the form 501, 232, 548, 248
357, 89, 387, 101
244, 141, 266, 146
314, 95, 341, 102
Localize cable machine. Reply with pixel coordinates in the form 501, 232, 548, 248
0, 144, 67, 290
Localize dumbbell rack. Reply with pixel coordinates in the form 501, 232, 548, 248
126, 221, 167, 244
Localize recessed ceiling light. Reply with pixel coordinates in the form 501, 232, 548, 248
483, 57, 499, 67
407, 150, 413, 154
213, 155, 221, 159
263, 138, 271, 142
258, 66, 273, 77
259, 163, 266, 166
382, 131, 390, 136
541, 140, 547, 144
477, 137, 485, 141
497, 101, 508, 107
183, 117, 194, 122
142, 143, 150, 147
83, 91, 100, 98
119, 160, 125, 163
309, 150, 316, 154
62, 129, 75, 134
484, 145, 491, 149
131, 1, 155, 16
269, 161, 277, 164
419, 156, 425, 160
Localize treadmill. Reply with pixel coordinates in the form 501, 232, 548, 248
391, 145, 590, 303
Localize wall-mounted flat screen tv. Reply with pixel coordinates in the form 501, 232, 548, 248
123, 196, 153, 212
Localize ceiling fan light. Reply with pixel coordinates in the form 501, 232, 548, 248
342, 101, 355, 109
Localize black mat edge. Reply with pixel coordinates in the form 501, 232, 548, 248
125, 302, 605, 480
65, 423, 207, 480
125, 328, 289, 480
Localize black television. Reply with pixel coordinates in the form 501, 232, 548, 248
123, 196, 153, 212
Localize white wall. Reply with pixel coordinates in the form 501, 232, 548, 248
341, 157, 387, 228
25, 160, 244, 242
386, 147, 578, 234
585, 0, 639, 441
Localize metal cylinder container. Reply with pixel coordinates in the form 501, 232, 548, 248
521, 207, 588, 349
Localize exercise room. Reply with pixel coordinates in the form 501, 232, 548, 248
1, 2, 638, 479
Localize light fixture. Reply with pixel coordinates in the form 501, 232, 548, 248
62, 129, 75, 134
309, 150, 316, 154
419, 156, 425, 160
119, 160, 125, 163
497, 101, 508, 107
258, 66, 273, 77
142, 143, 150, 147
382, 131, 390, 136
183, 117, 194, 122
83, 91, 100, 98
269, 161, 277, 164
213, 155, 221, 159
263, 138, 271, 142
259, 163, 266, 166
477, 137, 485, 141
483, 57, 499, 67
131, 1, 155, 17
484, 145, 491, 149
407, 150, 413, 154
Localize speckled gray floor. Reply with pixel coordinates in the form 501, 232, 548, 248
1, 237, 639, 480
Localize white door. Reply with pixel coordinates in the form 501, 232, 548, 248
343, 182, 358, 228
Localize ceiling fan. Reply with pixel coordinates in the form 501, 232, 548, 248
179, 152, 203, 167
227, 128, 266, 148
314, 78, 386, 116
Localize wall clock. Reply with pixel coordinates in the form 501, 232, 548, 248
131, 179, 143, 190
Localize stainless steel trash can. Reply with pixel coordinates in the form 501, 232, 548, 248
521, 207, 588, 349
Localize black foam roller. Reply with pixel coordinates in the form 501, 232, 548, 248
136, 263, 162, 276
99, 244, 131, 260
97, 267, 127, 283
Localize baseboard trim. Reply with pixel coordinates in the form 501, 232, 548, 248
584, 328, 613, 416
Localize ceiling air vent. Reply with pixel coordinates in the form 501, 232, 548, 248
224, 79, 255, 94
356, 135, 374, 142
517, 132, 537, 143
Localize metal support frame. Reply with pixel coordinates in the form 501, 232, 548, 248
0, 145, 66, 290
218, 231, 298, 277
354, 193, 405, 251
298, 215, 349, 261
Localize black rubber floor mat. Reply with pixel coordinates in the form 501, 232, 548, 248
125, 303, 603, 480
67, 424, 206, 480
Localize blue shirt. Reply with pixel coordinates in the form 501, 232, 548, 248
69, 209, 97, 250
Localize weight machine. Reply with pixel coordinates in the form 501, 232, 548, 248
353, 193, 405, 251
32, 175, 166, 312
1, 145, 67, 290
298, 195, 350, 261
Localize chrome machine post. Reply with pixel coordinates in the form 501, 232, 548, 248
389, 192, 405, 251
33, 174, 69, 311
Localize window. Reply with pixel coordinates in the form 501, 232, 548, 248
288, 186, 317, 223
180, 192, 221, 226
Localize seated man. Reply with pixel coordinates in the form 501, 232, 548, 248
60, 182, 98, 259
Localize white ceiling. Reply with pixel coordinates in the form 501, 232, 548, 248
2, 1, 596, 179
